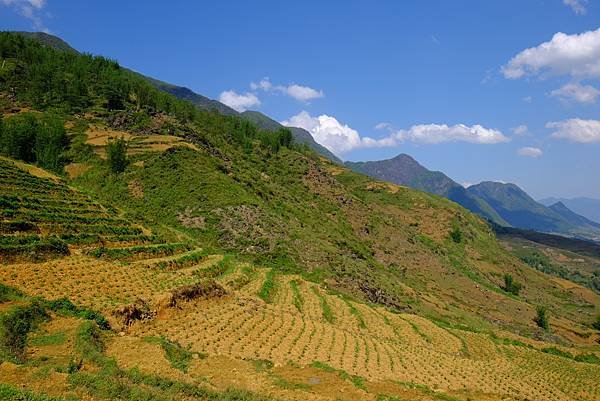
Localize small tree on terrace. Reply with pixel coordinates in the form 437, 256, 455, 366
106, 136, 128, 174
501, 274, 522, 296
534, 306, 549, 331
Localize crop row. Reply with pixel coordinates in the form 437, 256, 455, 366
0, 209, 128, 225
137, 249, 207, 270
0, 236, 68, 262
0, 220, 39, 234
88, 242, 193, 261
0, 193, 98, 209
0, 196, 107, 216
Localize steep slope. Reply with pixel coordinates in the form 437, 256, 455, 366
540, 197, 600, 225
468, 182, 600, 240
346, 154, 508, 225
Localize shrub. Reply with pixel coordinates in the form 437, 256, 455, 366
449, 227, 463, 244
0, 301, 48, 362
593, 315, 600, 331
501, 274, 522, 296
534, 306, 549, 330
106, 136, 128, 174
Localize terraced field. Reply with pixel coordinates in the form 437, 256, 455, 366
2, 135, 600, 401
0, 158, 197, 265
128, 269, 600, 401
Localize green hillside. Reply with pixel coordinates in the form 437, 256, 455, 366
1, 31, 600, 401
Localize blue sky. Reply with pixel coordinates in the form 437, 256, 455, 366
2, 0, 600, 199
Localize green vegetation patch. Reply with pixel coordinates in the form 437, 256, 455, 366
311, 286, 335, 324
144, 336, 205, 372
0, 383, 69, 401
29, 332, 67, 347
310, 361, 367, 391
0, 300, 48, 362
289, 279, 304, 312
258, 269, 277, 303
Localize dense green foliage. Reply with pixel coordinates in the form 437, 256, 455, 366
534, 306, 549, 331
0, 113, 67, 173
106, 136, 128, 173
593, 315, 600, 331
501, 274, 522, 296
0, 301, 48, 362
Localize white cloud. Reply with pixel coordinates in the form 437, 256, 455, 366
523, 96, 533, 103
394, 123, 509, 145
281, 111, 393, 156
1, 0, 49, 32
502, 27, 600, 79
550, 82, 600, 103
282, 111, 508, 157
250, 78, 272, 91
512, 125, 529, 136
547, 118, 600, 143
250, 77, 324, 102
563, 0, 587, 15
218, 90, 261, 112
283, 84, 324, 102
518, 147, 543, 158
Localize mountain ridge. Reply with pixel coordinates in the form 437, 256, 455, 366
346, 154, 600, 241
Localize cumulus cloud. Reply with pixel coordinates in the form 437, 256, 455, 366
1, 0, 49, 32
563, 0, 587, 14
218, 90, 261, 112
547, 118, 600, 143
550, 82, 600, 103
250, 77, 324, 102
518, 147, 543, 158
512, 125, 529, 136
502, 27, 600, 79
281, 111, 393, 156
282, 111, 508, 157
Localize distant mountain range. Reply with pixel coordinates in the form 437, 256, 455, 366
346, 154, 600, 242
539, 197, 600, 225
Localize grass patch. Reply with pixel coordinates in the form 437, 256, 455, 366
273, 376, 311, 391
341, 297, 366, 329
258, 269, 277, 303
395, 381, 461, 401
289, 279, 303, 312
0, 383, 68, 401
250, 358, 274, 372
311, 287, 335, 324
0, 300, 48, 362
0, 283, 24, 303
29, 332, 66, 346
144, 336, 205, 372
541, 347, 600, 364
310, 361, 367, 391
